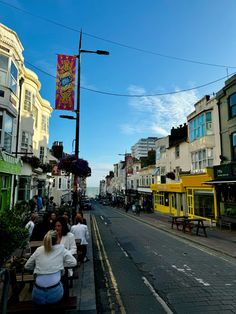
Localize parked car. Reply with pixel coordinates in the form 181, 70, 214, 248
81, 198, 92, 210
102, 200, 110, 206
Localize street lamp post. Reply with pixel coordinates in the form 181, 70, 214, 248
60, 31, 109, 217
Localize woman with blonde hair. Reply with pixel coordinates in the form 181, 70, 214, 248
25, 230, 77, 305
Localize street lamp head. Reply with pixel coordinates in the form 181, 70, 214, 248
59, 115, 76, 120
96, 50, 109, 55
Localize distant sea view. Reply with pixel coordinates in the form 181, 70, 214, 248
86, 187, 99, 198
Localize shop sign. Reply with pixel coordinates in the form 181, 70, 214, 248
0, 151, 22, 174
214, 164, 231, 178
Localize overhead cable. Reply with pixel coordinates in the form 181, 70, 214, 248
25, 60, 235, 98
1, 0, 236, 69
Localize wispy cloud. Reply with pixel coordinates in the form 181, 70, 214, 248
120, 85, 199, 137
87, 162, 113, 187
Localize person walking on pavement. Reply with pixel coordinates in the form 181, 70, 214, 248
70, 214, 90, 263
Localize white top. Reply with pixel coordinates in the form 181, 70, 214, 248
25, 244, 77, 275
25, 221, 35, 237
60, 232, 77, 255
70, 223, 89, 245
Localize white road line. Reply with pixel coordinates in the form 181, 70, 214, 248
100, 216, 104, 220
117, 242, 129, 257
142, 276, 173, 314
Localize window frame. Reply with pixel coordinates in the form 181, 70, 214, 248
3, 112, 13, 153
39, 146, 45, 163
21, 130, 33, 153
189, 111, 213, 142
232, 132, 236, 161
0, 54, 9, 86
228, 93, 236, 119
24, 89, 32, 112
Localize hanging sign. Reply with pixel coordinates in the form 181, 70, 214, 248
55, 54, 76, 110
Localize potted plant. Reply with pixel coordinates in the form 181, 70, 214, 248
0, 202, 29, 268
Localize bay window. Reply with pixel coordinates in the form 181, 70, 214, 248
0, 54, 18, 94
0, 54, 8, 86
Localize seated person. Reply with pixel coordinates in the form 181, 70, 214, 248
24, 230, 77, 305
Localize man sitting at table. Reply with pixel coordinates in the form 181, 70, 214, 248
24, 230, 77, 305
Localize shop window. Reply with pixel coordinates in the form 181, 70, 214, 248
157, 192, 165, 205
228, 93, 236, 118
194, 190, 214, 218
18, 176, 31, 201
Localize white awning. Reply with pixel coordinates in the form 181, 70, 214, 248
204, 180, 236, 184
137, 187, 152, 194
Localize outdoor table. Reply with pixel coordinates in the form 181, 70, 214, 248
182, 218, 208, 237
170, 215, 188, 230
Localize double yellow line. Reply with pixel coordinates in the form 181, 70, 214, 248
92, 215, 126, 314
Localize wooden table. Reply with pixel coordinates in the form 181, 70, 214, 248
183, 218, 208, 237
170, 215, 188, 230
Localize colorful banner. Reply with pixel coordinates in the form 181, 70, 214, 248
55, 54, 76, 110
125, 154, 133, 175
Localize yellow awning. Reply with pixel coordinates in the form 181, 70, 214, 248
151, 182, 184, 193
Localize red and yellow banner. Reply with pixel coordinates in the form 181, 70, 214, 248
55, 54, 76, 110
125, 154, 133, 175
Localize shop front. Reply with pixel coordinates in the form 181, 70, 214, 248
205, 163, 236, 221
0, 150, 22, 211
151, 182, 186, 216
137, 187, 153, 212
181, 168, 217, 220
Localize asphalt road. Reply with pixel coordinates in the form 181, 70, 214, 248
92, 202, 236, 314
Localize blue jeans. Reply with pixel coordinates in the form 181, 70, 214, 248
32, 282, 64, 304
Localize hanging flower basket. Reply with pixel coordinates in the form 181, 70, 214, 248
57, 155, 91, 177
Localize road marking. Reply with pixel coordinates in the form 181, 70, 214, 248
100, 216, 104, 220
172, 264, 211, 286
92, 216, 126, 314
142, 276, 173, 314
117, 242, 129, 257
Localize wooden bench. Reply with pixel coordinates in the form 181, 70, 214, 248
7, 296, 77, 313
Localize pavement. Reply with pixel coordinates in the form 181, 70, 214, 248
76, 208, 236, 313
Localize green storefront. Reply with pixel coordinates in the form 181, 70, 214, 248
0, 151, 22, 211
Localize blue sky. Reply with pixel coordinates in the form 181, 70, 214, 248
1, 0, 236, 187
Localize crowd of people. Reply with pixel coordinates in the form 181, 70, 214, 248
23, 200, 90, 305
